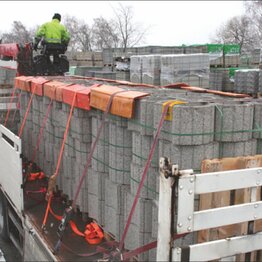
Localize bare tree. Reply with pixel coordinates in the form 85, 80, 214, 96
1, 21, 33, 44
92, 17, 120, 50
244, 1, 262, 47
211, 15, 254, 53
112, 3, 148, 52
63, 15, 93, 52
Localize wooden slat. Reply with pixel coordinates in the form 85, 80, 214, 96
198, 155, 262, 261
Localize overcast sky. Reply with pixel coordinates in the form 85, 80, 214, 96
0, 1, 245, 46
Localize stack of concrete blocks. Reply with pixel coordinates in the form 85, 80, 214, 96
258, 70, 262, 94
71, 107, 92, 212
214, 101, 256, 158
160, 54, 210, 88
209, 69, 223, 91
16, 74, 262, 261
31, 94, 44, 170
0, 66, 19, 133
130, 56, 142, 84
19, 90, 33, 162
141, 55, 161, 86
221, 69, 234, 92
234, 69, 259, 94
253, 99, 262, 154
104, 114, 132, 238
88, 109, 109, 226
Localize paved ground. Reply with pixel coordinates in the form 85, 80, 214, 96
0, 237, 21, 261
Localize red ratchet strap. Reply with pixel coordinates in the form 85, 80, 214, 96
72, 90, 129, 209
54, 92, 76, 178
27, 171, 45, 181
18, 85, 37, 138
119, 101, 174, 252
42, 93, 76, 229
84, 222, 104, 245
3, 85, 18, 126
49, 206, 104, 244
31, 99, 53, 163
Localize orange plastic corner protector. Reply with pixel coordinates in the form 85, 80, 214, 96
31, 77, 50, 96
90, 85, 149, 118
14, 76, 34, 92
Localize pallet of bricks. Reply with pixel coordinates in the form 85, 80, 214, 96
0, 65, 19, 134
130, 53, 210, 88
11, 72, 262, 260
69, 51, 103, 67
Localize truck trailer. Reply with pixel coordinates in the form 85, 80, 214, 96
0, 44, 261, 261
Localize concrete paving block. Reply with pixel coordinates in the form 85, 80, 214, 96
108, 123, 132, 184
158, 140, 220, 172
105, 178, 129, 214
132, 131, 159, 168
104, 205, 124, 240
88, 194, 104, 225
130, 162, 158, 200
252, 101, 262, 139
108, 114, 128, 128
91, 116, 109, 173
215, 101, 254, 142
124, 223, 152, 261
125, 192, 153, 233
75, 140, 91, 164
154, 101, 215, 145
87, 168, 108, 200
219, 139, 257, 158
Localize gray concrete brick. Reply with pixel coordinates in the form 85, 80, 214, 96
219, 139, 257, 158
105, 178, 129, 214
125, 192, 153, 233
215, 101, 254, 142
104, 205, 124, 240
158, 140, 220, 171
91, 115, 109, 172
253, 100, 262, 139
154, 101, 215, 145
130, 162, 158, 200
108, 123, 132, 184
132, 131, 159, 168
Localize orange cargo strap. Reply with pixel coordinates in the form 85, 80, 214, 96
49, 206, 103, 241
84, 222, 104, 245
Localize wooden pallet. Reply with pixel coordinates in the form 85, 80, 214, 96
198, 155, 262, 261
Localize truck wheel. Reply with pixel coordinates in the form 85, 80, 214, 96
0, 190, 9, 240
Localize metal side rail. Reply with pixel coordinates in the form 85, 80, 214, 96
0, 124, 23, 213
157, 157, 262, 262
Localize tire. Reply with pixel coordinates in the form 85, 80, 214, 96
0, 190, 9, 240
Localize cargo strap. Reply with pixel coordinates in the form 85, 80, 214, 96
49, 205, 104, 244
42, 92, 76, 230
71, 90, 129, 209
118, 100, 177, 252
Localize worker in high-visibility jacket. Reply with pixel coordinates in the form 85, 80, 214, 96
34, 13, 70, 51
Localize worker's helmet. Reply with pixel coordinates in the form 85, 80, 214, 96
53, 13, 61, 21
